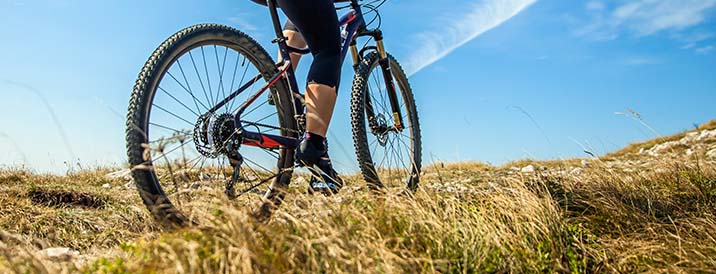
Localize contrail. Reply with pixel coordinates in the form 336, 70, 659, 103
404, 0, 538, 76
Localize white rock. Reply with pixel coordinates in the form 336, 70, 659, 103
40, 247, 78, 261
652, 143, 673, 153
101, 183, 111, 189
521, 165, 535, 173
581, 159, 591, 167
570, 168, 583, 175
696, 129, 716, 141
707, 149, 716, 159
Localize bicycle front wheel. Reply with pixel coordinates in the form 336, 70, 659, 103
126, 24, 297, 226
351, 52, 422, 192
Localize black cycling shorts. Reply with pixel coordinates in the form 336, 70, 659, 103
277, 0, 342, 90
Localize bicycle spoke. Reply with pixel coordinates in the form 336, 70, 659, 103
156, 87, 201, 118
200, 46, 215, 106
392, 139, 406, 180
371, 72, 390, 114
152, 103, 196, 126
228, 52, 242, 113
386, 143, 394, 182
189, 51, 212, 108
147, 137, 195, 165
391, 133, 409, 172
254, 112, 278, 125
149, 131, 192, 144
374, 73, 389, 112
156, 153, 204, 182
368, 138, 380, 162
369, 92, 389, 117
175, 60, 205, 114
394, 134, 418, 172
216, 46, 230, 112
399, 132, 414, 140
166, 70, 210, 113
259, 147, 280, 160
242, 99, 269, 119
376, 141, 390, 171
243, 156, 274, 174
229, 54, 250, 112
149, 122, 186, 135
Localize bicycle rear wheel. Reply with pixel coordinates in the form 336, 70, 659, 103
351, 52, 422, 191
126, 24, 297, 226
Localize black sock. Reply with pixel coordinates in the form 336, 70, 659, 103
306, 132, 326, 151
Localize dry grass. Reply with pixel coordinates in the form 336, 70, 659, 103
1, 123, 716, 273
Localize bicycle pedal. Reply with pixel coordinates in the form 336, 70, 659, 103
294, 114, 306, 130
272, 37, 287, 44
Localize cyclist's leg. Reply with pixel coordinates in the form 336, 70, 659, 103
277, 0, 341, 138
278, 0, 344, 193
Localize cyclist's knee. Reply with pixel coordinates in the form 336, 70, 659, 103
308, 49, 341, 89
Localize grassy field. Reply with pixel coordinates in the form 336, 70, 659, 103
1, 121, 715, 273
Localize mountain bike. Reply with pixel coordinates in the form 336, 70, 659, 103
126, 0, 421, 225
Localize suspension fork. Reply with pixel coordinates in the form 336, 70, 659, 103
374, 31, 405, 131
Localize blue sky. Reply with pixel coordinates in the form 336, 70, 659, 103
0, 0, 715, 173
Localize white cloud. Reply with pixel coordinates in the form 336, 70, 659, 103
695, 45, 716, 54
577, 0, 716, 53
403, 0, 537, 76
579, 0, 716, 39
613, 0, 716, 36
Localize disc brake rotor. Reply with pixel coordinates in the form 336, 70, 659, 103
375, 113, 390, 147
